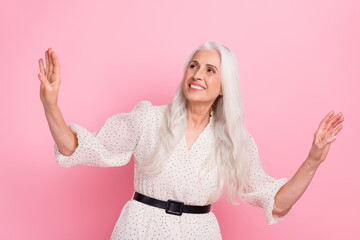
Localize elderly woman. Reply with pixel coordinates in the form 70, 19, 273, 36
39, 41, 344, 239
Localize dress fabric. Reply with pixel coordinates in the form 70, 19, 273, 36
54, 100, 292, 240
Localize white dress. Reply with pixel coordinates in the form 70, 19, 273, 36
54, 100, 292, 239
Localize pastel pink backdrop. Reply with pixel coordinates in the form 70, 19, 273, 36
1, 0, 359, 239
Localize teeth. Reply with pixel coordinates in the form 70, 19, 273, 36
190, 84, 205, 90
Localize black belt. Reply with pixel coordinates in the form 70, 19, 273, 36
133, 192, 211, 216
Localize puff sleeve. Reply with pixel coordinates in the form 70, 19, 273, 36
54, 100, 152, 168
243, 134, 292, 225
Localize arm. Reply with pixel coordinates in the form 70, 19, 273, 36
53, 100, 152, 168
272, 157, 319, 218
273, 110, 344, 218
39, 48, 77, 156
242, 134, 292, 225
44, 104, 78, 156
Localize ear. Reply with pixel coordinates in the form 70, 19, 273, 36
219, 86, 223, 96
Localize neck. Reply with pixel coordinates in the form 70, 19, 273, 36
186, 101, 212, 129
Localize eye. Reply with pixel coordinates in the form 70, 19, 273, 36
189, 64, 196, 69
208, 68, 215, 73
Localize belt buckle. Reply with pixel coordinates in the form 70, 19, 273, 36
165, 199, 184, 216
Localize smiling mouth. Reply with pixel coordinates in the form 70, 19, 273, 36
189, 84, 205, 90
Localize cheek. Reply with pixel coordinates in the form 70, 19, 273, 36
184, 70, 192, 79
207, 77, 222, 94
207, 76, 220, 87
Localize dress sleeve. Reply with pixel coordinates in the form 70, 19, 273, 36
54, 100, 152, 168
242, 134, 293, 225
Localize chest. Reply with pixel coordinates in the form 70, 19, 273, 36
185, 122, 209, 151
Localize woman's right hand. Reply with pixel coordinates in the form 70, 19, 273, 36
38, 48, 61, 108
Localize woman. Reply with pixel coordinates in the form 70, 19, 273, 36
39, 41, 344, 239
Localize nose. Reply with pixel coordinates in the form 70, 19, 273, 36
193, 66, 205, 80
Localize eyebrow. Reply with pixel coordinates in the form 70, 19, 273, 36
190, 60, 218, 71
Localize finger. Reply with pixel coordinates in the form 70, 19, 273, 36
332, 115, 344, 128
332, 123, 343, 136
328, 135, 337, 143
318, 111, 334, 130
39, 58, 46, 75
49, 48, 54, 77
38, 72, 51, 90
45, 49, 50, 76
325, 123, 343, 145
321, 115, 342, 140
326, 112, 343, 130
51, 51, 60, 75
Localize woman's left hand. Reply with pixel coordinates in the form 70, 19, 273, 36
307, 111, 344, 166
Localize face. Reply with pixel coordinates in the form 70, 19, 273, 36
183, 49, 223, 108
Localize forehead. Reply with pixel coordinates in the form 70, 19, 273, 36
191, 49, 220, 67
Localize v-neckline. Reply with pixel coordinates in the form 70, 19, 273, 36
184, 113, 213, 152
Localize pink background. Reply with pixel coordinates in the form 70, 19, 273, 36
1, 0, 359, 239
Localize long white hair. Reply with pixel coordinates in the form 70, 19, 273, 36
140, 41, 251, 205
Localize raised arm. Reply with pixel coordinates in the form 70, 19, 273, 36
272, 111, 344, 218
39, 48, 77, 156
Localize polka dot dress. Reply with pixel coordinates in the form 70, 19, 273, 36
54, 100, 291, 239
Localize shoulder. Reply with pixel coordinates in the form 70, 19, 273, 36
246, 132, 255, 143
131, 100, 170, 128
242, 132, 258, 157
135, 100, 169, 114
133, 100, 153, 111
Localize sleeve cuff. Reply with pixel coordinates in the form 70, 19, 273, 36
264, 177, 292, 225
54, 123, 92, 168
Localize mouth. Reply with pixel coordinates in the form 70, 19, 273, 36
188, 83, 206, 91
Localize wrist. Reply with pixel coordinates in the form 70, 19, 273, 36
43, 103, 59, 112
305, 156, 321, 171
